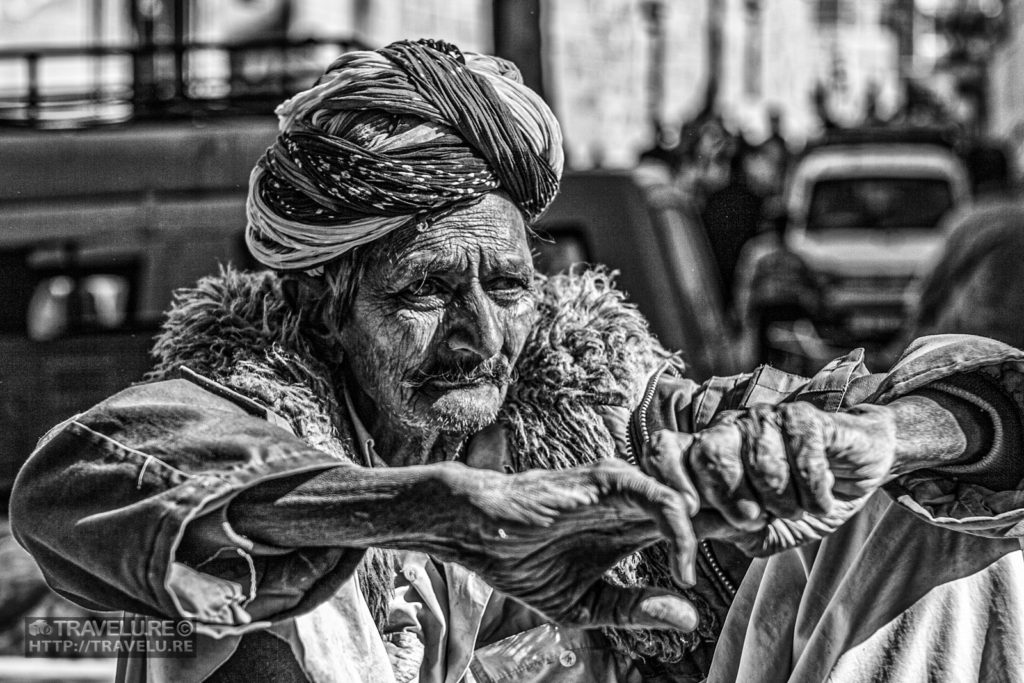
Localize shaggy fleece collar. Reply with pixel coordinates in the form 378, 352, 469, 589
147, 265, 710, 668
148, 265, 668, 466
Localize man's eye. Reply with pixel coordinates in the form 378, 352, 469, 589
487, 277, 531, 296
487, 276, 536, 303
404, 278, 446, 297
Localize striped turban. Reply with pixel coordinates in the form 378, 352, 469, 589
246, 38, 564, 271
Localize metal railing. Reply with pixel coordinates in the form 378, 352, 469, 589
0, 36, 367, 129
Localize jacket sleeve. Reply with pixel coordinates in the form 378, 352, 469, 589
863, 334, 1024, 539
645, 333, 1024, 540
9, 376, 362, 638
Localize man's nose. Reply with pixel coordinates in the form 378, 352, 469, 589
445, 285, 502, 360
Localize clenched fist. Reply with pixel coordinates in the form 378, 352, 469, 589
641, 402, 897, 555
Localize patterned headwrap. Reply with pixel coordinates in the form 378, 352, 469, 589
246, 38, 564, 271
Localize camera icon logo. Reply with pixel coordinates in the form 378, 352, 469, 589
28, 620, 53, 637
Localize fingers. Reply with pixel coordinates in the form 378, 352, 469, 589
640, 401, 889, 559
643, 431, 700, 513
686, 425, 767, 531
777, 403, 836, 516
167, 562, 252, 626
693, 404, 838, 521
657, 495, 698, 588
598, 459, 698, 587
569, 581, 699, 632
649, 406, 835, 537
733, 408, 802, 519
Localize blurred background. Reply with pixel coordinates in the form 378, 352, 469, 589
1, 1, 1023, 679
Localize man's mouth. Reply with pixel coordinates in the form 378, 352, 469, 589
406, 358, 513, 392
424, 377, 491, 390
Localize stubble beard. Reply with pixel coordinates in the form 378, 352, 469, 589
419, 383, 506, 435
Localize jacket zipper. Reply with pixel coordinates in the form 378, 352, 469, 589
699, 540, 737, 599
624, 363, 670, 465
628, 362, 737, 601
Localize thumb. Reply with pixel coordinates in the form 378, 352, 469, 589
569, 582, 699, 632
632, 589, 700, 632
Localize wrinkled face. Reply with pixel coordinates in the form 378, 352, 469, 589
339, 193, 537, 435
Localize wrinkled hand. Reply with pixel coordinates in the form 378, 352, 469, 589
642, 402, 896, 555
435, 459, 700, 631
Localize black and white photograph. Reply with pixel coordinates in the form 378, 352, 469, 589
1, 1, 1023, 681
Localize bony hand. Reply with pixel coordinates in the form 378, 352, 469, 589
435, 459, 701, 631
641, 402, 897, 555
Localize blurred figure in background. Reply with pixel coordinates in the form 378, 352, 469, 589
225, 0, 300, 96
700, 141, 765, 305
661, 107, 791, 307
910, 201, 1024, 348
756, 106, 791, 199
907, 144, 1024, 348
675, 116, 736, 209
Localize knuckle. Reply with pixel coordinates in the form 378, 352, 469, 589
731, 513, 767, 532
734, 499, 765, 523
646, 432, 690, 469
713, 497, 765, 530
594, 458, 628, 473
589, 459, 628, 486
662, 488, 692, 515
698, 428, 742, 463
709, 409, 745, 427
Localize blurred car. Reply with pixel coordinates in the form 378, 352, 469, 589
0, 119, 276, 511
735, 128, 970, 374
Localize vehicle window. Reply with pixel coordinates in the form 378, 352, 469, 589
80, 274, 131, 330
26, 275, 75, 341
26, 273, 132, 341
807, 177, 954, 231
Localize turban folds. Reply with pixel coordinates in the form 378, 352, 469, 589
246, 39, 564, 271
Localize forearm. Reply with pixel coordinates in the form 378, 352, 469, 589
884, 372, 1024, 487
228, 461, 490, 559
230, 459, 699, 631
884, 395, 970, 477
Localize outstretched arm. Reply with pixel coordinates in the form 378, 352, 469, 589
642, 377, 1013, 555
11, 377, 699, 634
228, 458, 700, 630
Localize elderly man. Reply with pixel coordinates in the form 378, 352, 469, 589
11, 40, 1024, 683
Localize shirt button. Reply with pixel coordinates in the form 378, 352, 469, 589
558, 650, 577, 668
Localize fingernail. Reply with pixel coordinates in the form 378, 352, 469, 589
675, 556, 696, 588
682, 562, 696, 587
640, 595, 698, 631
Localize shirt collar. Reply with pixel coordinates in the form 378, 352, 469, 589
341, 383, 386, 468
